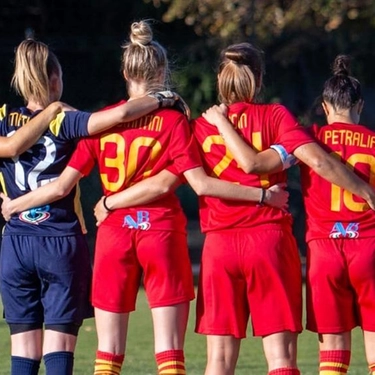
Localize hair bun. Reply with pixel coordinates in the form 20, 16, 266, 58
332, 54, 351, 76
129, 20, 153, 46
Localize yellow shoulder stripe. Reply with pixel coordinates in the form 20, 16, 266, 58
49, 111, 66, 136
0, 104, 7, 121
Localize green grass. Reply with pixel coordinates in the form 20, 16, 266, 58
0, 288, 369, 374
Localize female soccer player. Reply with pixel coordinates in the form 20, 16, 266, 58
189, 44, 375, 375
0, 38, 178, 375
201, 53, 375, 375
1, 22, 289, 375
301, 55, 375, 375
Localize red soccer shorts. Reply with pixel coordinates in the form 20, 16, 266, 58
92, 224, 195, 313
195, 227, 302, 338
306, 237, 375, 333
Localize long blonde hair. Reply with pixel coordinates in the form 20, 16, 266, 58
121, 20, 170, 93
217, 42, 264, 105
11, 39, 61, 107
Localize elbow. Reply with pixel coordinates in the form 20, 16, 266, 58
240, 161, 258, 174
7, 150, 19, 159
4, 144, 21, 159
191, 180, 209, 196
156, 184, 175, 196
53, 184, 72, 200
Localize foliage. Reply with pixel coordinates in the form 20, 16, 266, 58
144, 0, 375, 122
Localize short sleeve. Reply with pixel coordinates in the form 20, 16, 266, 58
68, 137, 97, 176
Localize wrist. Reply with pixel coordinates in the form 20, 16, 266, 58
263, 189, 271, 205
258, 188, 266, 206
103, 196, 113, 212
149, 93, 163, 108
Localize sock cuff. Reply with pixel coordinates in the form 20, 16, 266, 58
44, 351, 74, 362
268, 368, 300, 375
319, 350, 351, 364
155, 349, 184, 363
96, 350, 125, 364
11, 356, 41, 374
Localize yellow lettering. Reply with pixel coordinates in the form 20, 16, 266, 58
345, 130, 353, 146
331, 130, 339, 144
324, 130, 332, 144
353, 132, 360, 146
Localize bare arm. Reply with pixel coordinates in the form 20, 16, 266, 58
87, 91, 187, 135
86, 96, 159, 135
1, 166, 83, 220
184, 166, 288, 208
94, 170, 180, 225
0, 101, 64, 158
202, 104, 283, 173
94, 167, 289, 226
294, 142, 375, 209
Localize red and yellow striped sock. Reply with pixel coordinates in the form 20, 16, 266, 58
94, 350, 124, 375
268, 368, 300, 375
155, 349, 186, 375
368, 362, 375, 374
319, 350, 351, 375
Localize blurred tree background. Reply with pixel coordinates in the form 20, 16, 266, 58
1, 0, 375, 258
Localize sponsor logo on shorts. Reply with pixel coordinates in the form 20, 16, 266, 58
19, 205, 51, 225
123, 211, 151, 230
329, 222, 359, 238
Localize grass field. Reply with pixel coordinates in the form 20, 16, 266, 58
0, 288, 369, 374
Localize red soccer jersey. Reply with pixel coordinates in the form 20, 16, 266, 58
68, 101, 202, 232
300, 122, 375, 241
191, 102, 314, 232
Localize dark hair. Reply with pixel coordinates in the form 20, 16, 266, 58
322, 54, 361, 110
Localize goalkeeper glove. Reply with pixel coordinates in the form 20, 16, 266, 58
148, 91, 191, 120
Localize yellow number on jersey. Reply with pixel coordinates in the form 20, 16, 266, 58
100, 134, 162, 192
202, 131, 270, 187
331, 151, 374, 212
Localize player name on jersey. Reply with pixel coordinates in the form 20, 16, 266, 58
324, 129, 375, 148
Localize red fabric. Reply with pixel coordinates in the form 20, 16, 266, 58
68, 101, 201, 231
268, 368, 300, 375
92, 226, 194, 313
155, 350, 185, 375
191, 102, 313, 233
195, 227, 302, 338
319, 350, 350, 374
301, 122, 375, 242
306, 237, 375, 332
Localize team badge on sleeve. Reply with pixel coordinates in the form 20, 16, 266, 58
19, 205, 51, 225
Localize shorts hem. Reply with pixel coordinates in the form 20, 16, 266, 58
306, 325, 356, 333
92, 302, 136, 314
149, 294, 195, 309
195, 328, 246, 339
252, 324, 303, 337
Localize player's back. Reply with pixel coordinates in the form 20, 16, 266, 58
0, 104, 91, 235
77, 103, 200, 233
191, 102, 310, 232
301, 122, 375, 241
